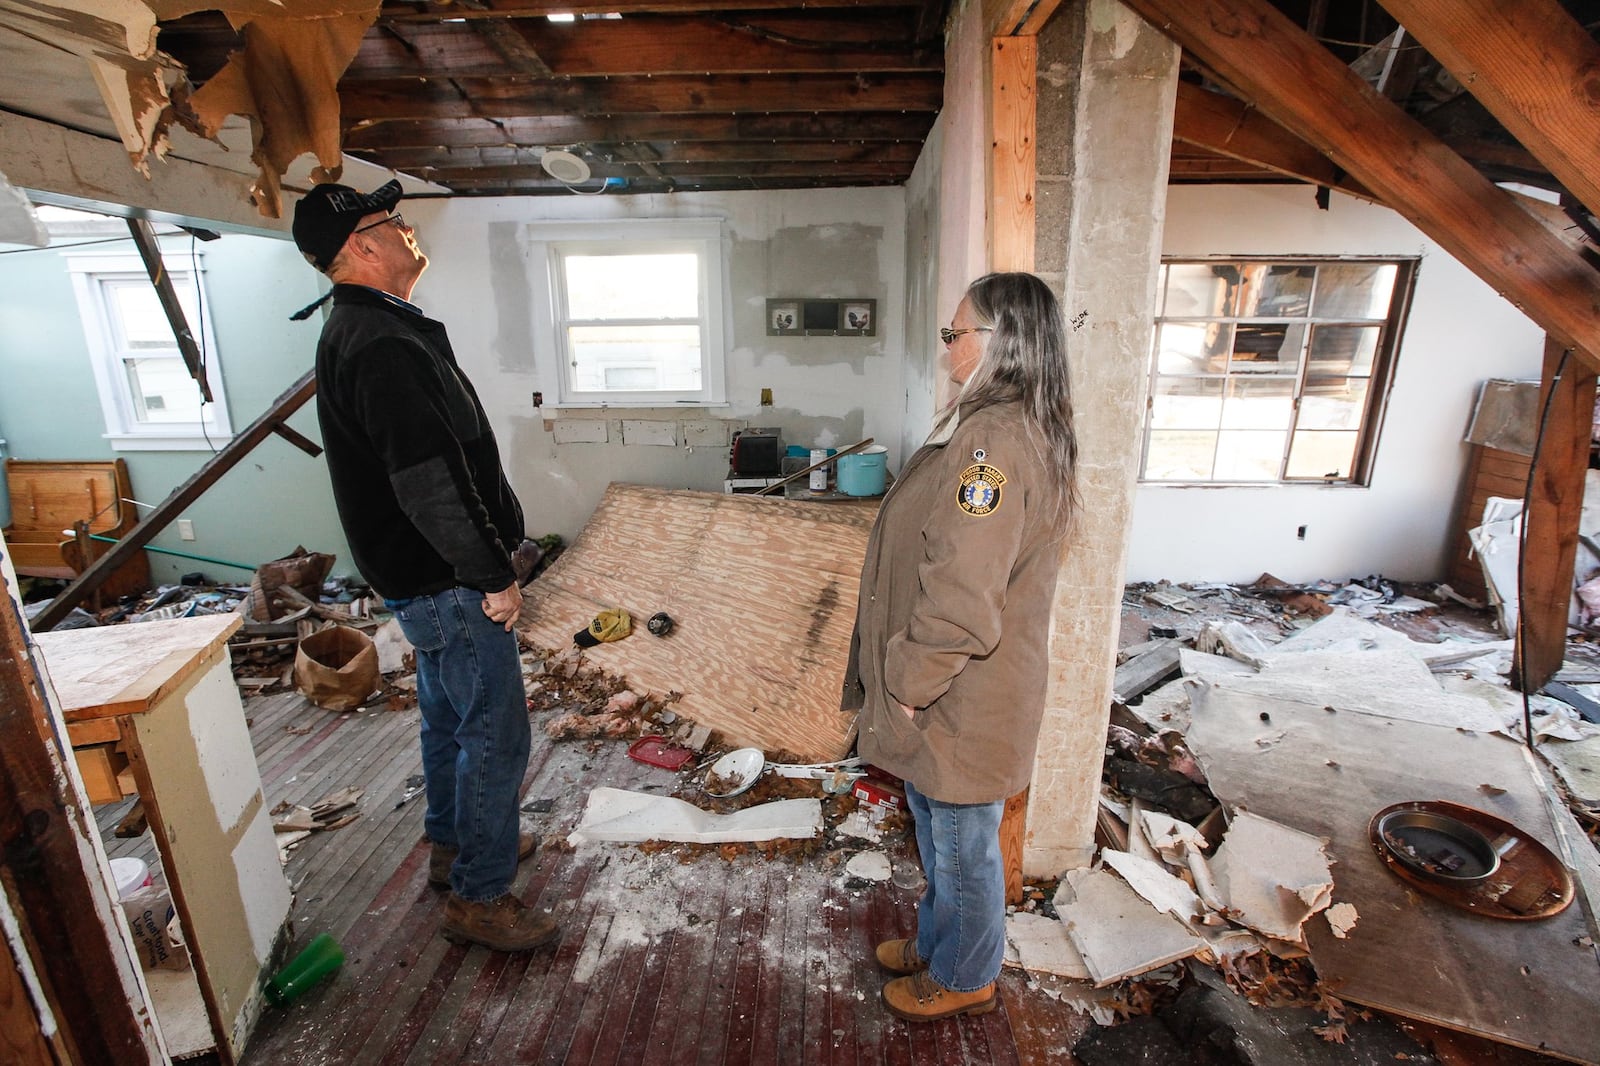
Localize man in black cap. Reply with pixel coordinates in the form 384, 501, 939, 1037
293, 180, 555, 953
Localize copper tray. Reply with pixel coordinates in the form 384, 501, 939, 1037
1367, 800, 1574, 920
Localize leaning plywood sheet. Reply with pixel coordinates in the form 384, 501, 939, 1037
1187, 684, 1600, 1064
519, 484, 873, 761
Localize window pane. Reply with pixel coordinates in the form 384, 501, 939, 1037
1145, 430, 1217, 480
1312, 263, 1397, 319
125, 357, 204, 422
1299, 377, 1370, 430
1214, 431, 1286, 480
568, 324, 702, 392
1151, 377, 1223, 429
1230, 322, 1305, 374
1287, 430, 1358, 479
107, 278, 197, 349
1306, 324, 1379, 377
564, 253, 699, 319
1164, 263, 1240, 317
1238, 263, 1314, 317
1221, 377, 1294, 429
1156, 321, 1232, 374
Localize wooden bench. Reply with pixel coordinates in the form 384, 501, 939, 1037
4, 458, 151, 601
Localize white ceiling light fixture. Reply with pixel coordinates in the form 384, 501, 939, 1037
540, 149, 591, 184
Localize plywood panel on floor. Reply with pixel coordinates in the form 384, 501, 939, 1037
517, 483, 875, 761
1186, 686, 1600, 1064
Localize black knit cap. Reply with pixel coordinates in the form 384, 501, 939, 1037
292, 179, 403, 272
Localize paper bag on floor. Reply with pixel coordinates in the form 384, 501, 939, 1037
294, 625, 380, 711
120, 886, 191, 971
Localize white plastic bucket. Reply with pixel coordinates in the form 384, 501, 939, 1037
110, 857, 151, 900
836, 446, 888, 496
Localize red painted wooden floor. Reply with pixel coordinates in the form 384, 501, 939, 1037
148, 692, 1094, 1065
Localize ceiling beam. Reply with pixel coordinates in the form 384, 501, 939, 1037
363, 140, 923, 168
1122, 0, 1600, 372
348, 16, 936, 78
342, 112, 934, 149
1172, 81, 1372, 200
1374, 0, 1600, 219
417, 160, 910, 182
381, 0, 930, 18
339, 72, 943, 120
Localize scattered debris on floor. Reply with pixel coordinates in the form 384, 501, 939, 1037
1006, 577, 1600, 1065
271, 786, 365, 855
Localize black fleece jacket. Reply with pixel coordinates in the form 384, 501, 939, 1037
314, 285, 524, 600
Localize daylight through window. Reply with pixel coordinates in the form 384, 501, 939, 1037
1141, 259, 1415, 485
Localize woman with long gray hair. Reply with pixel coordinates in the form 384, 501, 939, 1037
846, 271, 1078, 1021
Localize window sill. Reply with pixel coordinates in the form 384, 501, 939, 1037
105, 433, 235, 452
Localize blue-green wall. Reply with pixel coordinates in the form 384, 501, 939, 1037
0, 229, 357, 588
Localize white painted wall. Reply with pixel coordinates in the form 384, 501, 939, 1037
398, 188, 908, 543
1125, 184, 1546, 584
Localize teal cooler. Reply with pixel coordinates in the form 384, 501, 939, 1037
836, 446, 888, 496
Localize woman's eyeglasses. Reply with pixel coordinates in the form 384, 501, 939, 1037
940, 326, 991, 344
354, 212, 406, 234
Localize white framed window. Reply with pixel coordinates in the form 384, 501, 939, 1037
528, 220, 728, 406
65, 252, 232, 450
1141, 258, 1416, 485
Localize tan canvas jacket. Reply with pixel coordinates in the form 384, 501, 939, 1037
846, 400, 1067, 805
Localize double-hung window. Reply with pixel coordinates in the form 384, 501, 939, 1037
65, 252, 231, 450
531, 220, 727, 406
1142, 258, 1415, 484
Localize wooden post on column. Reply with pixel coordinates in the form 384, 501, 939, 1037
1515, 337, 1597, 691
1001, 786, 1029, 904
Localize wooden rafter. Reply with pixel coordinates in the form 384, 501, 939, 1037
1172, 81, 1373, 200
342, 112, 933, 149
1121, 0, 1600, 374
1375, 0, 1600, 220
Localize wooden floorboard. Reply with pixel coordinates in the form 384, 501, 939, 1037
95, 689, 1093, 1065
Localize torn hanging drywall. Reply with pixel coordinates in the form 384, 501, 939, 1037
181, 3, 381, 217
0, 2, 380, 215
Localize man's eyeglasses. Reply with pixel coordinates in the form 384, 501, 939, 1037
353, 212, 406, 235
940, 326, 991, 344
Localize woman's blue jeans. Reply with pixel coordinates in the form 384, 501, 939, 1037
905, 781, 1006, 992
388, 587, 530, 902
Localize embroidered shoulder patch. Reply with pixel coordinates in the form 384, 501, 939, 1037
957, 462, 1007, 516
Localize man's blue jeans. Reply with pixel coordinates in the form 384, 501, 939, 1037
388, 587, 530, 902
905, 781, 1006, 992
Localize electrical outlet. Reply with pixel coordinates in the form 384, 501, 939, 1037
178, 519, 196, 541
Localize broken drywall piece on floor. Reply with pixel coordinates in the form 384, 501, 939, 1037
372, 618, 413, 675
1101, 849, 1204, 922
844, 851, 891, 881
1325, 902, 1359, 939
1179, 648, 1259, 679
567, 787, 821, 845
1122, 676, 1197, 733
1193, 620, 1274, 669
1139, 809, 1210, 862
835, 808, 884, 843
1055, 867, 1205, 987
1125, 799, 1163, 864
1209, 811, 1334, 944
1004, 911, 1092, 980
1540, 734, 1600, 804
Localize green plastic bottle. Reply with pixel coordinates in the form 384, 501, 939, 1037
264, 933, 344, 1007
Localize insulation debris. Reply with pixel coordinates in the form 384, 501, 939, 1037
843, 851, 891, 882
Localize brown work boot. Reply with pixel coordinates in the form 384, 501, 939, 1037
874, 938, 927, 975
428, 830, 538, 889
882, 971, 997, 1022
441, 893, 560, 952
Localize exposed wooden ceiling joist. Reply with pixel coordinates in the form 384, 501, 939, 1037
1123, 0, 1600, 372
342, 112, 933, 150
338, 72, 943, 121
1374, 0, 1600, 220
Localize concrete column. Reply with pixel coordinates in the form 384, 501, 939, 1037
1024, 0, 1178, 877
